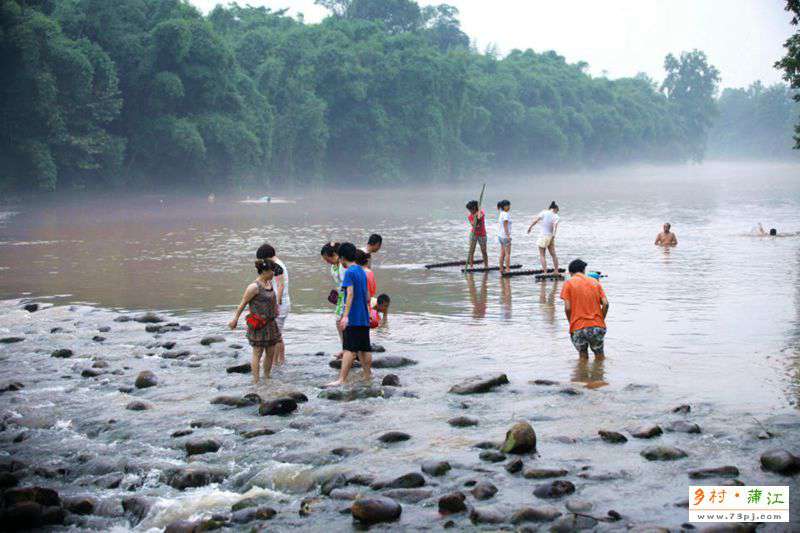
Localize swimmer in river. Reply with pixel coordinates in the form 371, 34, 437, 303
228, 258, 283, 384
654, 222, 677, 246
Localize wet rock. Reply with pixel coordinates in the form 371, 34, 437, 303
599, 430, 627, 443
0, 472, 19, 489
720, 479, 746, 486
347, 473, 376, 486
125, 401, 151, 411
2, 501, 64, 530
81, 368, 103, 378
550, 513, 598, 531
673, 404, 691, 413
373, 472, 425, 490
473, 441, 499, 449
370, 344, 386, 353
23, 303, 39, 312
688, 466, 740, 479
382, 488, 433, 503
242, 428, 275, 439
479, 450, 506, 463
470, 480, 498, 500
13, 432, 27, 443
171, 429, 193, 438
51, 348, 73, 358
329, 488, 359, 500
0, 381, 24, 393
523, 467, 568, 479
577, 469, 629, 481
134, 312, 164, 323
668, 420, 701, 433
421, 460, 451, 477
438, 491, 467, 514
505, 458, 524, 474
63, 496, 96, 515
332, 447, 360, 457
449, 373, 509, 394
559, 386, 582, 395
372, 356, 417, 369
211, 395, 260, 408
532, 379, 559, 386
98, 326, 111, 332
94, 473, 123, 489
118, 386, 133, 393
164, 520, 200, 533
50, 327, 63, 333
226, 363, 251, 374
641, 445, 688, 461
122, 496, 152, 525
378, 431, 410, 443
674, 498, 690, 508
92, 360, 108, 368
167, 465, 226, 490
501, 421, 537, 454
565, 499, 593, 513
321, 473, 348, 495
134, 370, 157, 389
760, 449, 800, 475
185, 438, 221, 456
448, 416, 478, 427
533, 480, 575, 499
200, 336, 225, 346
259, 398, 297, 416
469, 506, 506, 524
92, 335, 105, 342
607, 509, 622, 521
382, 374, 400, 387
0, 336, 25, 344
351, 497, 402, 524
4, 486, 60, 507
511, 505, 562, 524
231, 505, 276, 523
631, 424, 663, 439
318, 386, 384, 402
162, 350, 190, 359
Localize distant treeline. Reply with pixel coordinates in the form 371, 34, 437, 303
0, 0, 793, 193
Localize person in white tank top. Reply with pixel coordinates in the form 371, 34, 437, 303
527, 201, 560, 275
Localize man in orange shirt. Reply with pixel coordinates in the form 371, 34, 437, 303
560, 259, 609, 358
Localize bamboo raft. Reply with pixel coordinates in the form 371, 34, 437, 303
462, 264, 523, 273
425, 259, 485, 269
501, 268, 566, 278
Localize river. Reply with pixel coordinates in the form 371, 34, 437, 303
0, 161, 799, 531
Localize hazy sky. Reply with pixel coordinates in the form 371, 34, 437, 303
191, 0, 794, 89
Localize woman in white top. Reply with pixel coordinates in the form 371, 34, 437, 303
497, 200, 512, 273
527, 201, 560, 274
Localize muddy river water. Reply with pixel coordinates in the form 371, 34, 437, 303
1, 162, 799, 531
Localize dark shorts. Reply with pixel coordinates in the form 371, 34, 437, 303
343, 326, 371, 353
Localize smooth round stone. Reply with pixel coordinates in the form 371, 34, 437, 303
565, 498, 593, 513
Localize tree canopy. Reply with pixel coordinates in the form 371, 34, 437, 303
775, 0, 800, 148
3, 0, 776, 194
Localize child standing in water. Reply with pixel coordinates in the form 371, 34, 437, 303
355, 250, 377, 297
229, 258, 283, 384
321, 242, 345, 358
497, 200, 512, 273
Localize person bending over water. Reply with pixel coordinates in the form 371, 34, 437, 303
229, 258, 283, 384
370, 293, 390, 328
497, 200, 512, 273
466, 200, 489, 268
327, 242, 372, 387
561, 259, 609, 359
528, 201, 560, 273
321, 242, 345, 359
257, 243, 289, 365
655, 222, 678, 246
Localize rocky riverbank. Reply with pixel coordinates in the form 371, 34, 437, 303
0, 300, 799, 531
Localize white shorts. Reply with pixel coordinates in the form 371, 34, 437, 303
537, 235, 554, 249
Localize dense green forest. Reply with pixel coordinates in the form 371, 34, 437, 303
775, 0, 800, 148
0, 0, 794, 193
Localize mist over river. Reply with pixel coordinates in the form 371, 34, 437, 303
1, 161, 799, 531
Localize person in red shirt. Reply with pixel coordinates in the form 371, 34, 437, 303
466, 200, 488, 268
560, 258, 609, 358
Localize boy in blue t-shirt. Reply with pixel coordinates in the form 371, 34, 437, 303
326, 242, 372, 386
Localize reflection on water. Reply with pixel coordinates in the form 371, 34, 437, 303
466, 273, 487, 319
572, 355, 607, 384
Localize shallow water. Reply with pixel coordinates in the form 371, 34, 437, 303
1, 161, 799, 531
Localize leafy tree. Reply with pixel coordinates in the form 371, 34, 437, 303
346, 0, 422, 33
775, 0, 800, 147
662, 50, 720, 161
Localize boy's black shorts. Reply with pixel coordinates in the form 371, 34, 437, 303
343, 326, 371, 352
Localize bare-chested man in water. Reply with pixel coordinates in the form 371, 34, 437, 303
655, 223, 678, 246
